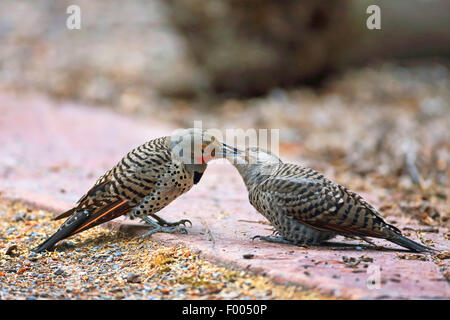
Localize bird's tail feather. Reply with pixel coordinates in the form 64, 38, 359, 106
33, 210, 90, 253
33, 200, 131, 253
388, 235, 435, 253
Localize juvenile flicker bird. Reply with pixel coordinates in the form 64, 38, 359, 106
33, 128, 239, 253
231, 147, 434, 253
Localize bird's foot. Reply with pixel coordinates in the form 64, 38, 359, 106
149, 213, 192, 227
251, 235, 292, 245
139, 216, 188, 238
140, 224, 188, 238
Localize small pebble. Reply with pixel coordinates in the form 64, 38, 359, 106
6, 227, 17, 235
12, 212, 27, 222
58, 241, 75, 249
54, 268, 64, 276
126, 273, 141, 283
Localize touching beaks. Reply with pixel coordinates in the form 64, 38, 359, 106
221, 143, 242, 157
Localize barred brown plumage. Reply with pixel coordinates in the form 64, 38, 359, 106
33, 128, 240, 253
231, 147, 434, 253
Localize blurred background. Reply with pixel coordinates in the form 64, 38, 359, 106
0, 0, 449, 224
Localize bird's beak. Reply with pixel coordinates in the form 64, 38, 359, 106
222, 143, 242, 158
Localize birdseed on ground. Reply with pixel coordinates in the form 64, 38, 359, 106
0, 200, 334, 300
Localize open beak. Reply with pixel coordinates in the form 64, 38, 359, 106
222, 143, 242, 158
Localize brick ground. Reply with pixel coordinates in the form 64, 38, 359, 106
1, 91, 448, 299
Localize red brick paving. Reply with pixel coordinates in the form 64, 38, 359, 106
1, 91, 448, 299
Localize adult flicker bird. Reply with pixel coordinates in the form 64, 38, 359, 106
231, 147, 434, 253
33, 128, 240, 253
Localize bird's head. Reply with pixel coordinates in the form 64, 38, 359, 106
233, 147, 282, 166
169, 128, 241, 165
230, 147, 282, 185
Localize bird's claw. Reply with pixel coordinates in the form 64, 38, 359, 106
149, 214, 192, 228
140, 225, 188, 238
251, 235, 293, 245
165, 219, 192, 228
251, 235, 262, 241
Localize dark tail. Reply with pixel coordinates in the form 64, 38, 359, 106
388, 234, 435, 253
33, 210, 90, 253
33, 200, 131, 253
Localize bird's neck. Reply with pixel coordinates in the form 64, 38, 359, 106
234, 163, 276, 191
184, 163, 207, 175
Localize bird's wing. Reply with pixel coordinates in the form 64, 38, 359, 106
53, 153, 169, 231
255, 176, 395, 238
68, 199, 132, 235
55, 141, 172, 219
34, 139, 175, 252
50, 171, 139, 237
54, 178, 112, 220
35, 164, 162, 252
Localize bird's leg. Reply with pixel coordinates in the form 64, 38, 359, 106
134, 194, 192, 228
139, 216, 188, 238
251, 235, 293, 245
149, 213, 192, 227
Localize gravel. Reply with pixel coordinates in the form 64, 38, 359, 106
0, 200, 331, 300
